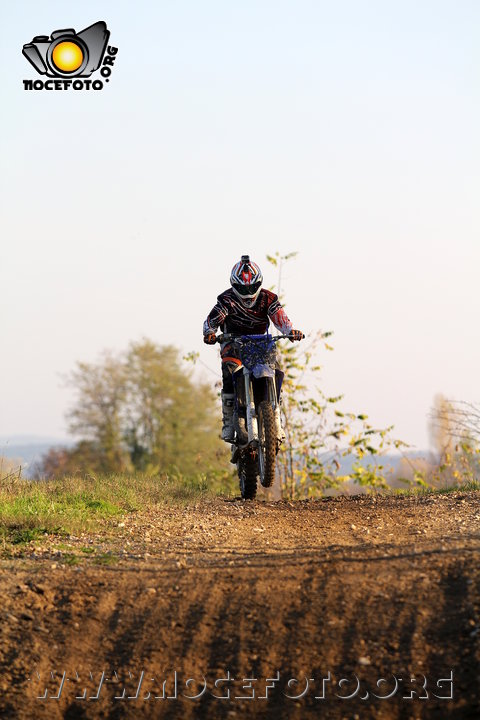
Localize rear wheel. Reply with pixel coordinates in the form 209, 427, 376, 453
238, 452, 258, 499
258, 400, 277, 488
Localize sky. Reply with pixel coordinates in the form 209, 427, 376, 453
1, 0, 478, 450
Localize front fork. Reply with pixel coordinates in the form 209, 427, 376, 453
244, 369, 282, 444
244, 368, 259, 444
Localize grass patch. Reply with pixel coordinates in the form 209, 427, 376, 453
429, 480, 480, 494
0, 484, 123, 544
0, 471, 231, 549
8, 527, 47, 545
391, 480, 480, 497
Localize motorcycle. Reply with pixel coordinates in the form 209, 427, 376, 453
215, 332, 303, 499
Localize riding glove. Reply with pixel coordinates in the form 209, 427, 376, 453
290, 330, 304, 342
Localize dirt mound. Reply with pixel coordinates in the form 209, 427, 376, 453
1, 492, 479, 718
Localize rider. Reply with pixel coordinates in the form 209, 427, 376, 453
203, 255, 303, 442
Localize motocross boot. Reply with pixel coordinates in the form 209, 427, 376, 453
234, 411, 249, 446
221, 392, 235, 442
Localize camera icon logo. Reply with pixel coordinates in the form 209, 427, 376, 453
22, 21, 110, 78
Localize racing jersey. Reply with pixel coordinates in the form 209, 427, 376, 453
203, 288, 293, 336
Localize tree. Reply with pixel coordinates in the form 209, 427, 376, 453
38, 339, 226, 478
430, 397, 480, 447
429, 394, 456, 463
428, 395, 480, 487
123, 340, 222, 474
67, 351, 131, 474
36, 441, 107, 479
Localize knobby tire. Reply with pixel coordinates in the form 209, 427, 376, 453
258, 400, 276, 488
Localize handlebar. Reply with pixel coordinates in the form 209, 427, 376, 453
215, 332, 304, 344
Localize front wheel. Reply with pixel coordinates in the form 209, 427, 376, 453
258, 400, 277, 488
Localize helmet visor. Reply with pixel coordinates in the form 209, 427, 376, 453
233, 281, 262, 297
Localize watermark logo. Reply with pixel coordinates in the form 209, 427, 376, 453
22, 21, 118, 90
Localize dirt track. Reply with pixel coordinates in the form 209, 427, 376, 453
1, 491, 480, 719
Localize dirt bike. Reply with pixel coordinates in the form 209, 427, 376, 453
215, 332, 303, 499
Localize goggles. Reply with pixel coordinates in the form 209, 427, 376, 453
233, 281, 262, 297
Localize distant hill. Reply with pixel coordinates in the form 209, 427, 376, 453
0, 436, 73, 477
1, 435, 433, 482
328, 449, 433, 475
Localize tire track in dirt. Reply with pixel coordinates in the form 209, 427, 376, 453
1, 493, 480, 719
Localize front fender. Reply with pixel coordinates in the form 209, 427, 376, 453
252, 363, 275, 379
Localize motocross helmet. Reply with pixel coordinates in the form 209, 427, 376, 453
230, 255, 263, 307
